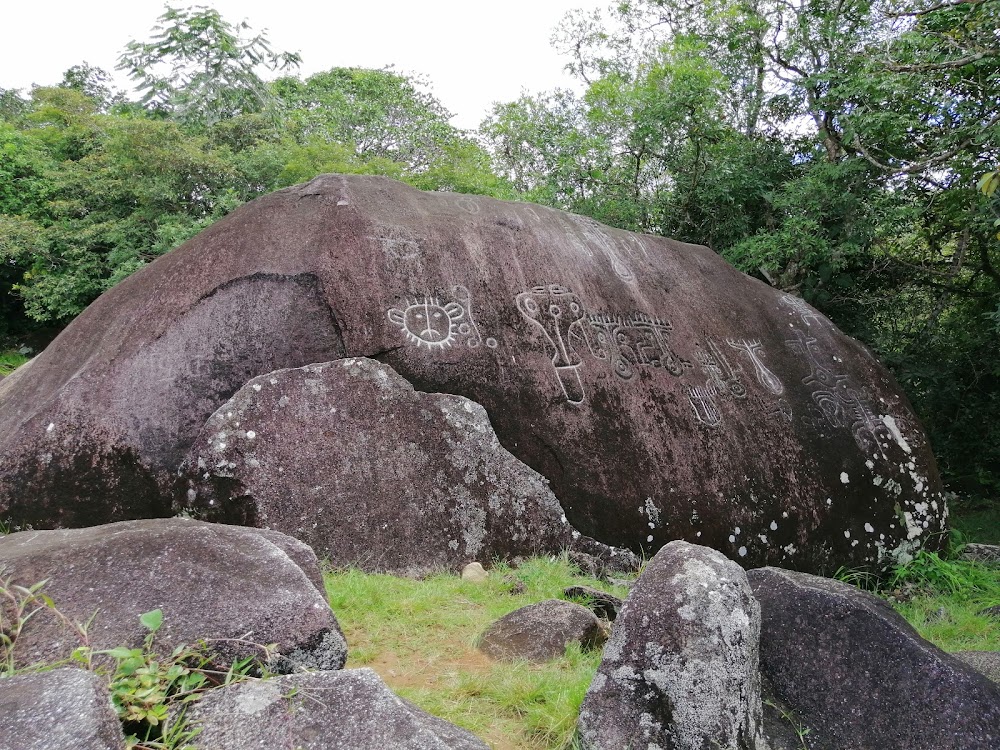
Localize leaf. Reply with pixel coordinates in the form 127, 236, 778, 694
105, 646, 138, 660
139, 608, 163, 633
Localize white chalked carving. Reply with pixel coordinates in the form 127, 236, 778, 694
388, 297, 465, 350
456, 196, 481, 215
781, 293, 824, 327
574, 215, 636, 282
785, 328, 894, 456
726, 338, 784, 395
516, 285, 588, 404
687, 385, 723, 427
453, 285, 487, 349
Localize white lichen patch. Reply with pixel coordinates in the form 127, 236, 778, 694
840, 472, 850, 484
881, 415, 912, 454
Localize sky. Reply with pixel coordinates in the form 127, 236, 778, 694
2, 0, 610, 129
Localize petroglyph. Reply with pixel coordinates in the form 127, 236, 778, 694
781, 293, 824, 327
786, 328, 895, 455
389, 287, 498, 352
388, 297, 465, 350
727, 339, 784, 395
456, 196, 481, 215
515, 285, 588, 404
573, 215, 637, 282
372, 225, 422, 261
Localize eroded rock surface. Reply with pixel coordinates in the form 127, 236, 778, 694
578, 541, 767, 750
0, 668, 126, 750
182, 668, 489, 750
749, 566, 1000, 749
0, 174, 945, 570
0, 519, 346, 671
476, 599, 606, 662
180, 358, 630, 574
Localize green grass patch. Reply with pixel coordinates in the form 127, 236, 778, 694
324, 557, 629, 750
0, 351, 30, 377
951, 506, 1000, 545
879, 550, 1000, 653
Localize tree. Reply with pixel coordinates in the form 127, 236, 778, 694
117, 4, 301, 127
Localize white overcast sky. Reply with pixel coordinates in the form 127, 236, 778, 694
1, 0, 609, 129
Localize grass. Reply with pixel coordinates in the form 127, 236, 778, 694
0, 351, 30, 377
324, 556, 629, 750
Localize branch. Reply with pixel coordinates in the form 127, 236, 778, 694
849, 111, 1000, 174
886, 0, 985, 17
886, 51, 989, 72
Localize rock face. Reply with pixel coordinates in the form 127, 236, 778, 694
181, 668, 489, 750
476, 599, 607, 662
577, 541, 767, 750
955, 651, 1000, 683
179, 358, 623, 574
0, 174, 945, 570
0, 519, 346, 671
563, 585, 623, 621
749, 566, 1000, 749
0, 668, 126, 750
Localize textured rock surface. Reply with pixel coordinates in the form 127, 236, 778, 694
577, 541, 767, 750
0, 668, 126, 750
750, 566, 1000, 749
181, 668, 489, 749
0, 174, 945, 570
476, 599, 606, 662
953, 651, 1000, 684
563, 585, 623, 621
0, 519, 346, 671
961, 543, 1000, 564
179, 358, 629, 573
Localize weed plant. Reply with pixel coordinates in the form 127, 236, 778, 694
0, 351, 29, 377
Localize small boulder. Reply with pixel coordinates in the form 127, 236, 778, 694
180, 668, 489, 749
954, 651, 1000, 684
461, 562, 489, 582
0, 668, 126, 750
749, 566, 1000, 750
0, 519, 346, 672
562, 585, 623, 621
960, 543, 1000, 564
476, 599, 606, 662
577, 541, 768, 750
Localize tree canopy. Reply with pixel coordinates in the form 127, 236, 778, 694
1, 1, 997, 499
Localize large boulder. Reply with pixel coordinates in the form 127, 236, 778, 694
577, 541, 768, 750
749, 566, 1000, 749
0, 519, 346, 671
0, 174, 945, 570
179, 357, 628, 574
180, 668, 489, 750
0, 668, 126, 750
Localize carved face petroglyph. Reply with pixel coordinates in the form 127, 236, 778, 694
388, 298, 465, 349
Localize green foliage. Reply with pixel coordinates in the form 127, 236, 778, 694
0, 351, 29, 376
118, 4, 301, 127
0, 578, 266, 750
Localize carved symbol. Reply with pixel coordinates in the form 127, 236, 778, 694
786, 328, 893, 456
781, 293, 824, 327
573, 215, 636, 282
516, 285, 588, 404
456, 197, 481, 215
726, 339, 784, 395
388, 297, 465, 350
687, 385, 723, 427
373, 225, 422, 261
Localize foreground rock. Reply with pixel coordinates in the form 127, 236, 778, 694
0, 668, 126, 750
477, 600, 606, 662
180, 358, 629, 574
749, 567, 1000, 749
0, 174, 945, 571
563, 585, 623, 621
0, 519, 346, 671
578, 541, 767, 750
181, 668, 488, 749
